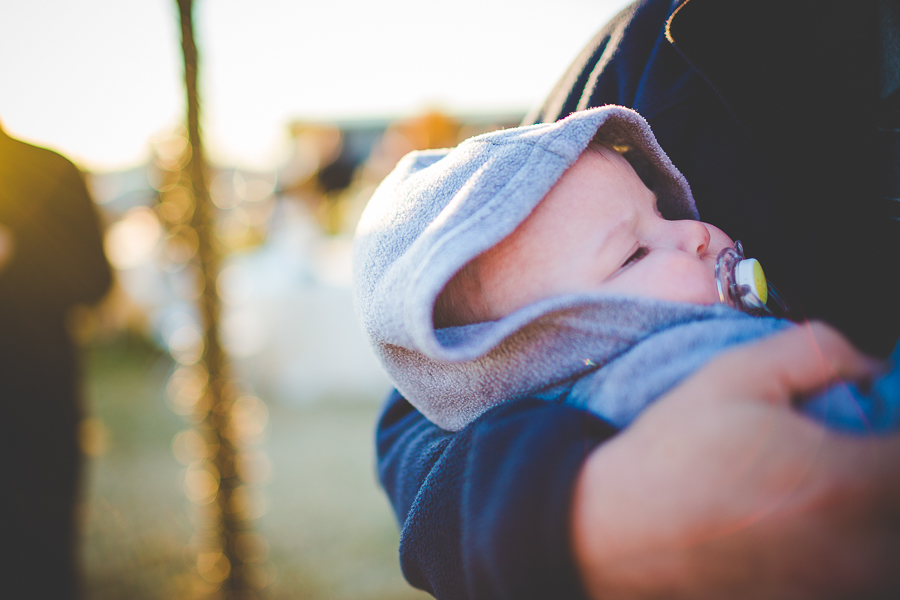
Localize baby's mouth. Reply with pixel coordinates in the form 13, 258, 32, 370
715, 241, 790, 317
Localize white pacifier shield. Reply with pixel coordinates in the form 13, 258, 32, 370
735, 258, 767, 306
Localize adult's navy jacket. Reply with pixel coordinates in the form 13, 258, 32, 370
376, 1, 900, 598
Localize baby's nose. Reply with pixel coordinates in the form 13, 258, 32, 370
669, 219, 711, 256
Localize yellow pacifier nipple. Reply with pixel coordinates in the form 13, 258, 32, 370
716, 241, 789, 316
735, 258, 767, 306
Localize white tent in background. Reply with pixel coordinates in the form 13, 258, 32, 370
95, 165, 392, 405
218, 200, 392, 404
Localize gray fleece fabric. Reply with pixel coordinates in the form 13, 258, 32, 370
353, 105, 900, 434
353, 106, 711, 430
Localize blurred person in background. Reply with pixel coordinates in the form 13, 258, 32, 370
375, 1, 900, 598
0, 121, 111, 598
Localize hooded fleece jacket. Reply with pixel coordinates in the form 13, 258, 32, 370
353, 106, 899, 435
369, 2, 900, 598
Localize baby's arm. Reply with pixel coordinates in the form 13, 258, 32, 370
572, 323, 900, 599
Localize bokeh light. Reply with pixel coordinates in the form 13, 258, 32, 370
104, 207, 163, 270
1, 1, 638, 597
0, 0, 634, 171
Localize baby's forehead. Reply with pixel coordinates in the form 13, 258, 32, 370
542, 144, 654, 205
484, 147, 650, 258
585, 140, 658, 191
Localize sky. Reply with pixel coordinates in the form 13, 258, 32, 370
0, 0, 634, 172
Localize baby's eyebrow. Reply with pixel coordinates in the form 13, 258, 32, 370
593, 219, 633, 264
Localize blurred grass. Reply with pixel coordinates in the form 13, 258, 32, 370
79, 335, 431, 600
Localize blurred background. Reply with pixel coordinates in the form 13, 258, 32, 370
0, 0, 632, 598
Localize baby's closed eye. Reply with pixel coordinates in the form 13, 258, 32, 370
621, 246, 649, 268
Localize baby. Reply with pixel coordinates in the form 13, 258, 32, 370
353, 106, 898, 433
432, 138, 733, 328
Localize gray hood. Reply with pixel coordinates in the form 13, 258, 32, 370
353, 106, 700, 430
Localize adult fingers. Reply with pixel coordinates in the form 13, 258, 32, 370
690, 321, 883, 409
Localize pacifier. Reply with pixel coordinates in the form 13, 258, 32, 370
715, 241, 790, 316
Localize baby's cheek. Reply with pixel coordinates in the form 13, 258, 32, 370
655, 255, 719, 305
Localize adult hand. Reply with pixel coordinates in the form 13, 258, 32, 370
572, 322, 900, 599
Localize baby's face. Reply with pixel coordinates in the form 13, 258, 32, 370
473, 146, 733, 320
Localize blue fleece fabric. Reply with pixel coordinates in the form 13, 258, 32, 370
374, 1, 900, 598
354, 100, 900, 438
377, 390, 616, 600
566, 312, 900, 434
354, 105, 699, 431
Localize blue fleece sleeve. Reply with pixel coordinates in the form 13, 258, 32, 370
802, 339, 900, 434
376, 390, 618, 599
372, 2, 658, 596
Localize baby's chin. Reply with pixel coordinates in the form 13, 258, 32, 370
693, 271, 723, 305
661, 288, 720, 306
613, 280, 719, 307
